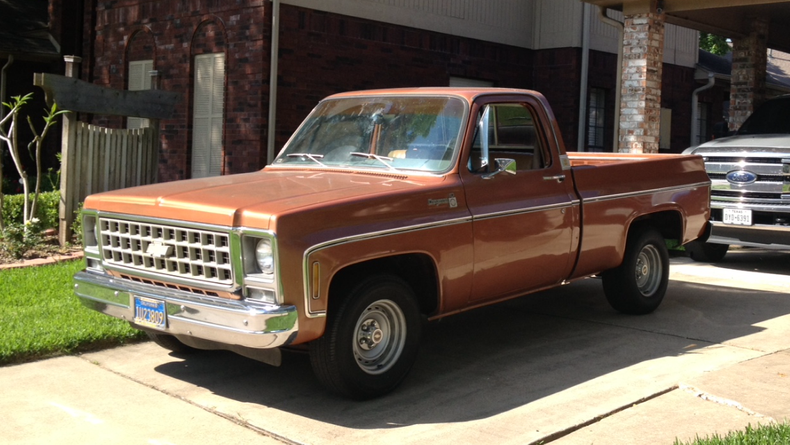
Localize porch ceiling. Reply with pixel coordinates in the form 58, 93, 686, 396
583, 0, 790, 53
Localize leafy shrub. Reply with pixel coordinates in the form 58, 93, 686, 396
1, 191, 61, 259
2, 190, 60, 229
71, 203, 84, 244
0, 218, 43, 259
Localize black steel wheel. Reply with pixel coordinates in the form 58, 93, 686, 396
309, 275, 422, 400
602, 228, 669, 315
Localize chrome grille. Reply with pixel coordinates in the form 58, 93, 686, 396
98, 217, 233, 286
704, 153, 790, 203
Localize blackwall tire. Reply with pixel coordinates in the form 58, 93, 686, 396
602, 228, 669, 315
685, 240, 729, 263
309, 275, 422, 400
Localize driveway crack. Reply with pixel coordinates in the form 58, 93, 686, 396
529, 386, 679, 445
679, 384, 774, 421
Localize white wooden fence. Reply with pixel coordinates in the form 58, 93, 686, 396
64, 123, 159, 213
35, 68, 178, 245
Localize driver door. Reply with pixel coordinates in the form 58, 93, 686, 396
461, 97, 578, 303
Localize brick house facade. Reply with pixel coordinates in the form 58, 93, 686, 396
77, 1, 697, 182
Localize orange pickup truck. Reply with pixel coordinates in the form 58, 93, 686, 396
74, 88, 710, 399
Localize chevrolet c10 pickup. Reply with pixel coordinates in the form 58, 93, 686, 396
74, 87, 711, 399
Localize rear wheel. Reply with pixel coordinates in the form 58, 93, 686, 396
602, 228, 669, 315
309, 275, 422, 400
685, 241, 728, 263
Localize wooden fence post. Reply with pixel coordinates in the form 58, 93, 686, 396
149, 69, 160, 183
58, 55, 82, 246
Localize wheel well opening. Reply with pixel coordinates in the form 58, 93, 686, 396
630, 211, 683, 242
327, 254, 439, 316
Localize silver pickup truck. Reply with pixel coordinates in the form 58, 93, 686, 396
684, 94, 790, 261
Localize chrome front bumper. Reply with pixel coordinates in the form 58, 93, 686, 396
73, 270, 299, 349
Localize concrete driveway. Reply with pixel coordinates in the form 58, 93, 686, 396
3, 248, 789, 444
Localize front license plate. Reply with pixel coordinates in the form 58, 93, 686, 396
133, 296, 167, 329
723, 208, 753, 226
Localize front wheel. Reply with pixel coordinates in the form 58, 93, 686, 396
602, 228, 669, 315
309, 275, 422, 400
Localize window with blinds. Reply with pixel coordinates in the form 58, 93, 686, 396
127, 60, 153, 129
192, 53, 225, 178
587, 88, 606, 151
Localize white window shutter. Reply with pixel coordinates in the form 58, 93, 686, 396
192, 53, 225, 178
127, 59, 153, 129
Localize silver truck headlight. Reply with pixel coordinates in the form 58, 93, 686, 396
255, 238, 275, 275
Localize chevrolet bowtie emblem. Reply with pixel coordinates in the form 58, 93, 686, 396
146, 241, 174, 258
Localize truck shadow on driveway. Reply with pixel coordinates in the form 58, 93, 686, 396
706, 248, 790, 275
152, 277, 790, 429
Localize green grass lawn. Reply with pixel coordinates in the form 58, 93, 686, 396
0, 260, 145, 365
675, 422, 790, 445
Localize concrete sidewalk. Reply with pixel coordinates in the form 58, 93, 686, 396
553, 349, 790, 444
2, 253, 789, 445
1, 356, 282, 445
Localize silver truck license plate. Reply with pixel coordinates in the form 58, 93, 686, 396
723, 208, 752, 226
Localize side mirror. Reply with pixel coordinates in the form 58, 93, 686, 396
482, 158, 517, 180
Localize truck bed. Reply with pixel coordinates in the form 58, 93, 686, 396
567, 152, 711, 279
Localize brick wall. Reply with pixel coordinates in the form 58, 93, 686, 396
274, 6, 536, 151
79, 1, 697, 180
619, 12, 664, 153
81, 2, 538, 181
532, 48, 582, 151
729, 17, 769, 131
82, 0, 270, 181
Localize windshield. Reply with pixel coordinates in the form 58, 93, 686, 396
737, 97, 790, 135
273, 96, 467, 173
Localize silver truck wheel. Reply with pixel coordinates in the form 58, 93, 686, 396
310, 275, 422, 400
602, 228, 669, 315
635, 243, 663, 297
353, 299, 407, 375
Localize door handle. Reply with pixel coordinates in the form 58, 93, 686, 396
543, 174, 565, 183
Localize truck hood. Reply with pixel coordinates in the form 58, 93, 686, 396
687, 134, 790, 155
84, 169, 441, 229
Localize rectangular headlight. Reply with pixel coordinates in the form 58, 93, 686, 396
241, 235, 277, 279
82, 213, 98, 247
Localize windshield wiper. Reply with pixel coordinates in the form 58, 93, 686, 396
287, 153, 326, 167
351, 152, 397, 171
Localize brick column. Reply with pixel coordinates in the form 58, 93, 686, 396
619, 6, 665, 153
729, 17, 769, 131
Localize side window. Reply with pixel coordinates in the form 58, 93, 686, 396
469, 103, 546, 173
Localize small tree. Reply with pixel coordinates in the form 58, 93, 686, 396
700, 32, 731, 56
0, 93, 66, 230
